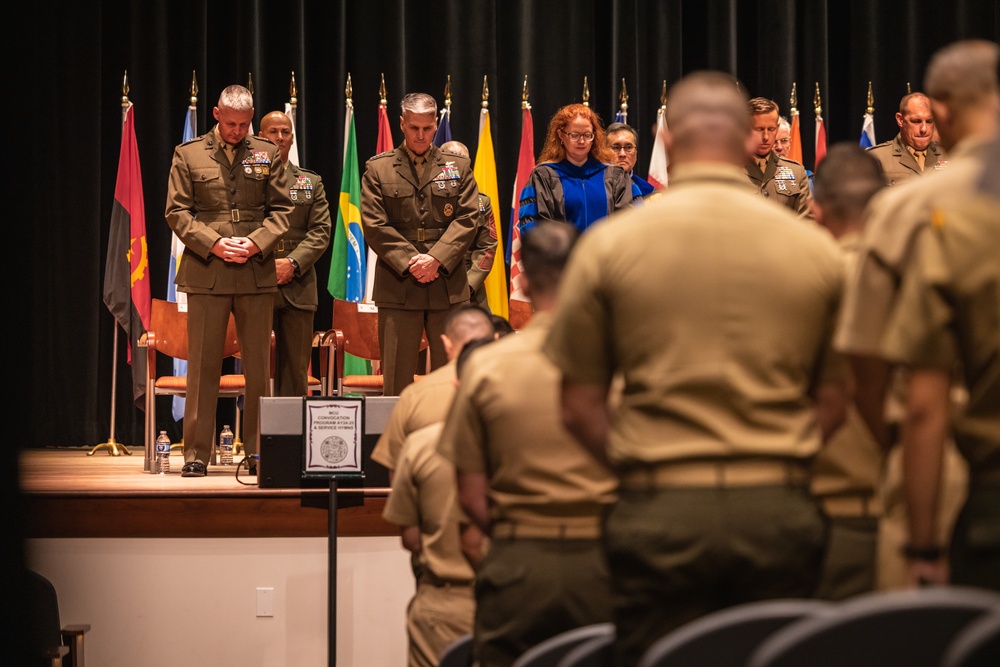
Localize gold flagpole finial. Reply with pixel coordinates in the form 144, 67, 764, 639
122, 70, 130, 107
619, 78, 628, 111
247, 72, 254, 96
522, 75, 530, 110
813, 82, 822, 115
790, 82, 798, 113
582, 76, 590, 107
866, 81, 874, 115
661, 80, 668, 109
444, 74, 452, 109
290, 71, 298, 107
481, 75, 489, 109
346, 73, 353, 108
907, 82, 912, 94
379, 73, 387, 106
189, 70, 198, 107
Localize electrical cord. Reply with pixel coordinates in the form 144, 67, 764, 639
235, 453, 259, 486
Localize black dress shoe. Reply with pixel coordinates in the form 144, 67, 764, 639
181, 461, 207, 477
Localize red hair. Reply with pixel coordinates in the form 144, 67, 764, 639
537, 103, 615, 165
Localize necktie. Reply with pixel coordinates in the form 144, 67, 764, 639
414, 156, 426, 180
757, 157, 769, 173
914, 150, 926, 171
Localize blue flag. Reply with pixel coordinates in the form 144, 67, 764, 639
859, 112, 876, 148
614, 108, 627, 124
433, 106, 452, 147
167, 106, 196, 421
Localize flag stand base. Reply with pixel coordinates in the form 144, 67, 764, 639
88, 437, 132, 457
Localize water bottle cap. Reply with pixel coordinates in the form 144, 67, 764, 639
223, 425, 230, 429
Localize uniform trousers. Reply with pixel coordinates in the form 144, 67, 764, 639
949, 482, 1000, 591
813, 515, 878, 601
407, 579, 475, 667
378, 306, 453, 396
183, 292, 272, 465
272, 294, 314, 397
604, 485, 825, 667
473, 537, 612, 667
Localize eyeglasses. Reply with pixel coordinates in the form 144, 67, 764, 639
775, 138, 791, 145
611, 144, 636, 154
561, 130, 595, 143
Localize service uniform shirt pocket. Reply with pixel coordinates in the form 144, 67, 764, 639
773, 166, 802, 198
430, 183, 459, 223
191, 167, 224, 209
384, 180, 415, 223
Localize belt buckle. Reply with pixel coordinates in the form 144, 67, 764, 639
417, 228, 425, 242
231, 209, 240, 222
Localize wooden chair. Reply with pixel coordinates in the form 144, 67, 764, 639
508, 298, 534, 330
142, 298, 246, 467
25, 569, 90, 667
325, 299, 428, 395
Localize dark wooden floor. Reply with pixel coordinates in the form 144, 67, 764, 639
20, 448, 393, 539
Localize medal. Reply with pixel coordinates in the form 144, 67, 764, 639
444, 204, 454, 216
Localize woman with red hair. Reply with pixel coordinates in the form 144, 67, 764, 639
518, 104, 633, 234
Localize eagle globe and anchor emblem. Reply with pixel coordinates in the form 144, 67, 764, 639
319, 435, 350, 465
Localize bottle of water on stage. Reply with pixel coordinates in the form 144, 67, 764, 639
220, 425, 234, 465
155, 431, 171, 474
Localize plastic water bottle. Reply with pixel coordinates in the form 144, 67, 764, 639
155, 431, 171, 474
220, 425, 234, 465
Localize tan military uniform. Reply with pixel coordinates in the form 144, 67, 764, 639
745, 151, 813, 218
165, 126, 293, 466
438, 313, 616, 667
362, 144, 479, 395
371, 362, 457, 472
466, 193, 498, 312
272, 162, 331, 397
544, 162, 842, 665
866, 133, 946, 186
383, 423, 475, 667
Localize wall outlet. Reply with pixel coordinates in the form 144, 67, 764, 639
256, 587, 274, 617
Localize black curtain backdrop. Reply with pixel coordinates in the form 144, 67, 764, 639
25, 0, 1000, 449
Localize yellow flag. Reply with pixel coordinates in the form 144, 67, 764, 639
474, 109, 509, 318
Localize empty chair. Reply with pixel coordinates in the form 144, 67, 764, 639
942, 609, 1000, 667
556, 631, 615, 667
512, 623, 615, 667
508, 298, 534, 330
438, 633, 473, 667
24, 569, 89, 667
637, 598, 834, 667
747, 586, 1000, 667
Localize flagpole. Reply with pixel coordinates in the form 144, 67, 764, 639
618, 78, 628, 123
91, 72, 134, 457
582, 76, 590, 107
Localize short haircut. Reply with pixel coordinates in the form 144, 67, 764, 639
778, 116, 791, 131
521, 219, 579, 297
439, 140, 469, 158
898, 92, 931, 115
456, 335, 497, 379
444, 304, 495, 346
400, 92, 437, 117
218, 85, 253, 112
749, 97, 779, 117
924, 39, 1000, 110
606, 122, 639, 145
812, 142, 885, 220
490, 315, 515, 337
666, 72, 751, 157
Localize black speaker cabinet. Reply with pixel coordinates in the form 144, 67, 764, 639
258, 396, 397, 488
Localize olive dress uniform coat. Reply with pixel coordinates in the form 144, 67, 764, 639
361, 145, 479, 394
866, 133, 946, 186
165, 127, 293, 466
467, 193, 498, 311
273, 162, 332, 397
746, 151, 813, 218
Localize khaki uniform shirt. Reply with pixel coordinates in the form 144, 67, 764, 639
866, 133, 947, 187
372, 362, 457, 471
467, 193, 498, 311
879, 190, 1000, 471
544, 162, 843, 466
383, 423, 475, 584
275, 162, 332, 310
362, 144, 479, 310
438, 313, 617, 528
745, 151, 813, 219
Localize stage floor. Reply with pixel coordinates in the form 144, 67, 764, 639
19, 448, 393, 539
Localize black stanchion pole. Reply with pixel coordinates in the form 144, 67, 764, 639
328, 477, 338, 667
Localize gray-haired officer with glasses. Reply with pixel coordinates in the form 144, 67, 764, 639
607, 121, 657, 200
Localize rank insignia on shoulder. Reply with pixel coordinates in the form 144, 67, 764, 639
434, 162, 461, 181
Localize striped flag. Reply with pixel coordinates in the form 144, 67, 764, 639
166, 104, 195, 420
788, 108, 804, 165
859, 112, 876, 148
474, 107, 509, 318
433, 105, 452, 147
102, 103, 151, 408
647, 105, 669, 190
284, 102, 300, 166
509, 104, 534, 301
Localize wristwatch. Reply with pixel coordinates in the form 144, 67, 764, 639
287, 257, 300, 273
901, 544, 944, 561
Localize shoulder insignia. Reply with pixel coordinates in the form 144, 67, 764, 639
370, 150, 396, 161
297, 166, 319, 176
180, 134, 206, 147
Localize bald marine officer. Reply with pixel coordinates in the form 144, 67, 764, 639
362, 92, 480, 395
165, 84, 293, 477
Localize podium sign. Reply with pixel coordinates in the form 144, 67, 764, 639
303, 396, 364, 479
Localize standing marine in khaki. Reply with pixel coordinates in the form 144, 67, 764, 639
544, 72, 844, 667
866, 92, 947, 186
361, 93, 480, 396
165, 85, 292, 477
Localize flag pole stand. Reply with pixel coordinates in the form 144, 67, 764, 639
89, 326, 132, 456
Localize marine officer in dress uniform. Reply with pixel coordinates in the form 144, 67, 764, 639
361, 92, 480, 396
165, 85, 293, 477
258, 110, 331, 398
866, 92, 947, 186
745, 97, 814, 218
439, 141, 498, 312
546, 72, 844, 666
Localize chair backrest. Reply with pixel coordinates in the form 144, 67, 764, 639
148, 298, 240, 361
332, 299, 382, 362
637, 599, 833, 667
747, 587, 1000, 667
508, 298, 534, 330
556, 632, 615, 667
511, 623, 615, 667
438, 633, 473, 667
942, 609, 1000, 667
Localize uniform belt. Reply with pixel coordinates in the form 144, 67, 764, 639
417, 571, 474, 589
401, 228, 445, 242
817, 492, 877, 518
619, 458, 809, 490
197, 209, 262, 222
276, 238, 300, 252
491, 520, 601, 540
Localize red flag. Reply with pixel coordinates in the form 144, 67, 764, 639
377, 102, 394, 154
815, 113, 827, 170
509, 106, 534, 303
102, 104, 151, 408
